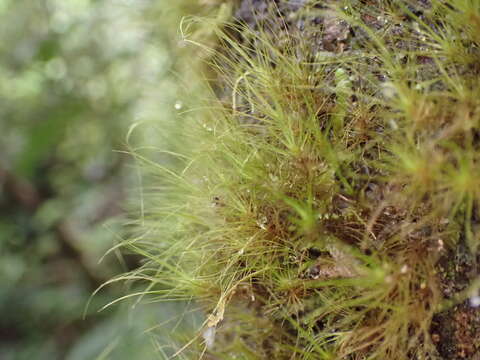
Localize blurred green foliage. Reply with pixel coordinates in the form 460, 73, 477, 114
0, 0, 195, 358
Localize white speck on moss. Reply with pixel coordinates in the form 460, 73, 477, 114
381, 82, 397, 99
257, 216, 268, 230
388, 119, 399, 130
437, 239, 444, 251
269, 173, 279, 182
470, 295, 480, 308
203, 326, 216, 349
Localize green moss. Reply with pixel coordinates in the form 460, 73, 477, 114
124, 1, 480, 358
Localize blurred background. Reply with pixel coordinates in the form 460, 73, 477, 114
0, 0, 203, 358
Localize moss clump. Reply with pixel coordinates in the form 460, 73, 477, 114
125, 1, 480, 359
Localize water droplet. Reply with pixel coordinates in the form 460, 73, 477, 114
174, 100, 183, 110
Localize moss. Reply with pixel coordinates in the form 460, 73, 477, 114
124, 0, 480, 359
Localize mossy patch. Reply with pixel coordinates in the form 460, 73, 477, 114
124, 0, 480, 359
